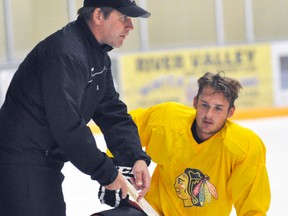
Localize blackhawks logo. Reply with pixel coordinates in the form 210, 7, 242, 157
174, 168, 218, 207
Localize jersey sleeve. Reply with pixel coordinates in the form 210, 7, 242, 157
227, 134, 271, 215
105, 107, 151, 158
129, 107, 151, 148
129, 104, 179, 165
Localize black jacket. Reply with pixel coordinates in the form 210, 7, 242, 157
0, 17, 150, 186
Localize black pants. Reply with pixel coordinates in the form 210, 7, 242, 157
0, 163, 66, 216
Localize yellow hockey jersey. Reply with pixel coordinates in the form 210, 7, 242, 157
129, 102, 270, 216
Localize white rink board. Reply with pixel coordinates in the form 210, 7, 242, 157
62, 116, 288, 216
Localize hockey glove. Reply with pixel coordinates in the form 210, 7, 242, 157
98, 165, 134, 208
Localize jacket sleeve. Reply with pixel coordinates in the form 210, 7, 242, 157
41, 54, 117, 186
92, 65, 150, 167
227, 135, 271, 215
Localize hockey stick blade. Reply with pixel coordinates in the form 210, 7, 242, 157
125, 178, 159, 216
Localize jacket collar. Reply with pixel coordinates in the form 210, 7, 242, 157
76, 16, 113, 52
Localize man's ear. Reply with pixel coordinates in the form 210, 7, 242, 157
227, 106, 235, 118
193, 96, 197, 109
92, 8, 103, 24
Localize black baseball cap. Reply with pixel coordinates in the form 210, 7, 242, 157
83, 0, 151, 18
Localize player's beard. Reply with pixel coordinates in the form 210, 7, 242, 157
197, 117, 226, 139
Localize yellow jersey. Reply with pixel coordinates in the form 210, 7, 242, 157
129, 102, 270, 216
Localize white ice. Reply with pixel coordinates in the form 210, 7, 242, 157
62, 116, 288, 216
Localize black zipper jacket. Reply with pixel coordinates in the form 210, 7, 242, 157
0, 17, 150, 186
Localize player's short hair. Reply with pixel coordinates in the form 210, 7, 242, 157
77, 7, 114, 20
196, 71, 242, 108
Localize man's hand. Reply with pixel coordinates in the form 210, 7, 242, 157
98, 159, 151, 207
131, 160, 151, 201
104, 171, 128, 199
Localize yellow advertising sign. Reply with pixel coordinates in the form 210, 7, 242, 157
119, 44, 273, 110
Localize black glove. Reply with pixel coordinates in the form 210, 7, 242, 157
98, 165, 134, 208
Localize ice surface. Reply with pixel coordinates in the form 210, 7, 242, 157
62, 116, 288, 216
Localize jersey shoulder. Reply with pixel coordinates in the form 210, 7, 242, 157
147, 102, 195, 128
223, 120, 265, 157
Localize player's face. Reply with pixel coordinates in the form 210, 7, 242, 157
96, 9, 134, 48
193, 86, 235, 140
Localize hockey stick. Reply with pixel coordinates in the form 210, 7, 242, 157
124, 178, 159, 216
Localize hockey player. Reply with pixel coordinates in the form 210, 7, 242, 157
95, 72, 271, 216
